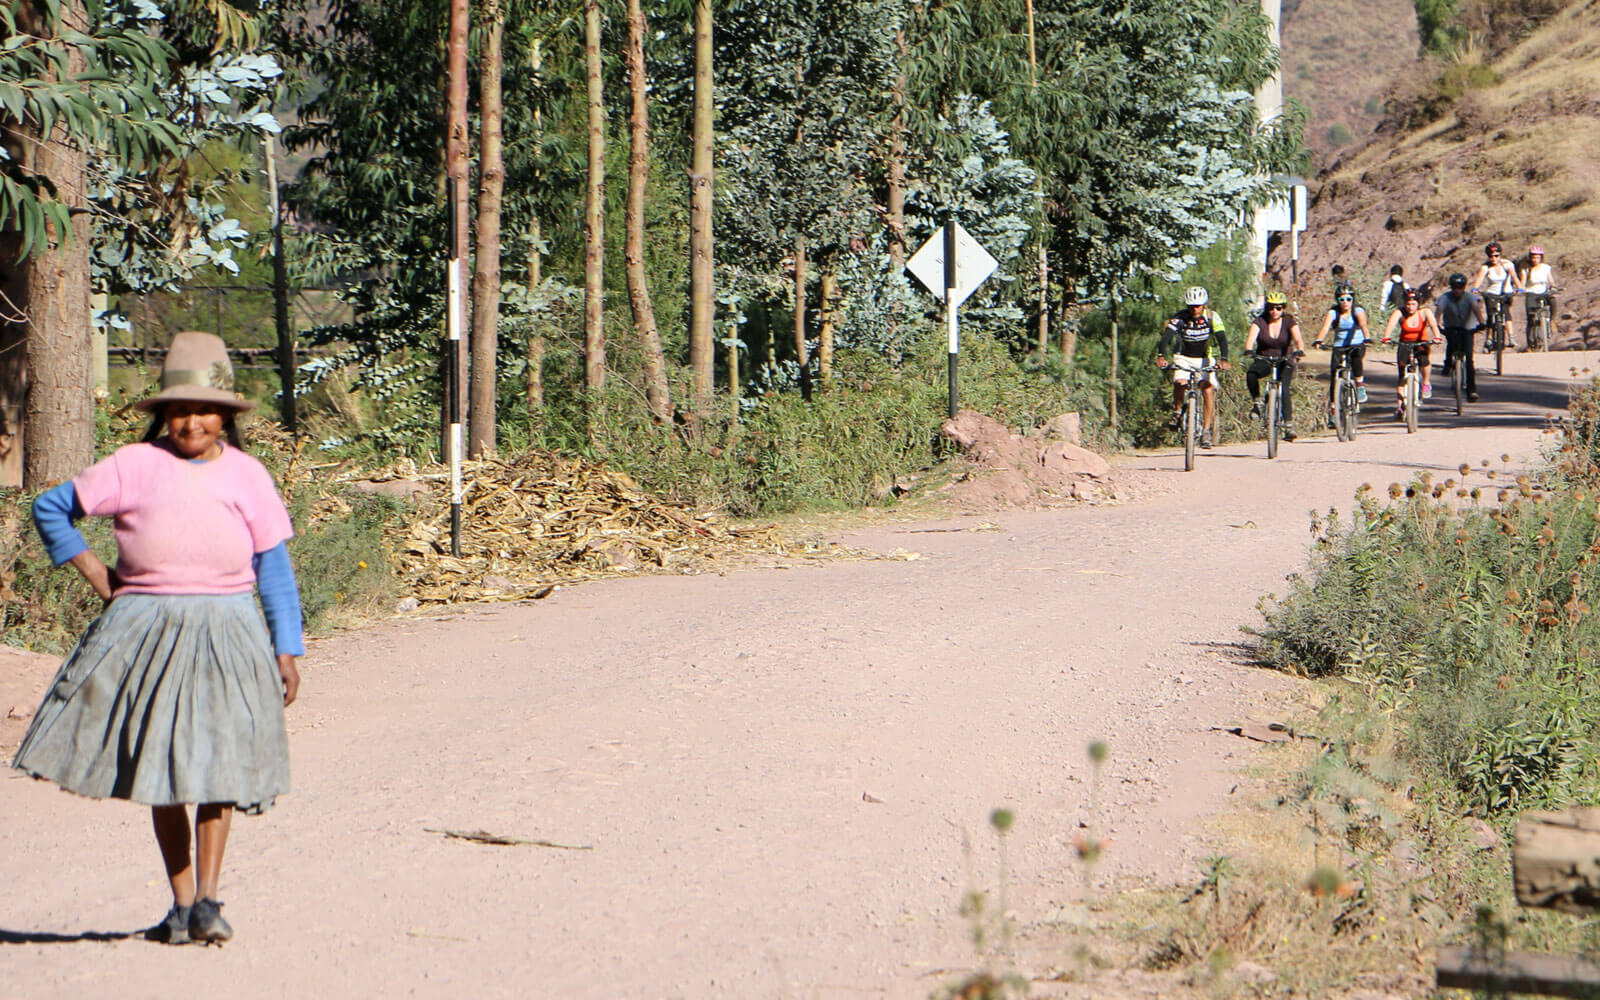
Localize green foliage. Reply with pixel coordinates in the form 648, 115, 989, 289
1326, 122, 1354, 146
1029, 0, 1305, 294
1415, 0, 1466, 55
0, 1, 180, 261
1258, 384, 1600, 814
498, 322, 1094, 517
284, 490, 402, 632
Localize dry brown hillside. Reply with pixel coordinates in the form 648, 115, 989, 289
1270, 0, 1600, 346
1281, 0, 1418, 166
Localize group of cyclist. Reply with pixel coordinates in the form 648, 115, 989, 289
1151, 241, 1558, 442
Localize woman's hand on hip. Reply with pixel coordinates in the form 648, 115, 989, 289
67, 550, 117, 604
278, 654, 301, 707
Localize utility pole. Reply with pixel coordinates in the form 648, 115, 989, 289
445, 0, 469, 556
265, 135, 295, 434
1250, 0, 1284, 286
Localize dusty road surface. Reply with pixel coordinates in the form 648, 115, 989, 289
3, 351, 1593, 999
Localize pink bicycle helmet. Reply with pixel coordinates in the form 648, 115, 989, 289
1529, 245, 1545, 256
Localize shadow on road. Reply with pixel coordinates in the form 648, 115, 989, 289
0, 926, 136, 945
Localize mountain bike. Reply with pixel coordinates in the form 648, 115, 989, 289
1327, 346, 1361, 442
1485, 295, 1510, 375
1396, 348, 1429, 434
1174, 361, 1221, 472
1444, 338, 1467, 415
1527, 292, 1555, 352
1259, 353, 1302, 459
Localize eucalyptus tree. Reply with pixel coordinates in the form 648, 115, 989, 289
623, 0, 670, 424
581, 0, 604, 403
1, 0, 280, 486
715, 0, 904, 398
1038, 0, 1303, 293
279, 0, 582, 452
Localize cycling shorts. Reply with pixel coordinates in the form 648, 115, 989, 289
1170, 354, 1218, 387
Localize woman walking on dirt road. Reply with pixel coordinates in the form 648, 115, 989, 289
13, 331, 303, 946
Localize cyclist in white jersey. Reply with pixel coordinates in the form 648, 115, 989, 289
1472, 241, 1521, 350
1521, 245, 1556, 344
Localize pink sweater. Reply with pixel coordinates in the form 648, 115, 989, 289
73, 441, 294, 595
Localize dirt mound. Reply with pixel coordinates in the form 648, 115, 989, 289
937, 409, 1115, 509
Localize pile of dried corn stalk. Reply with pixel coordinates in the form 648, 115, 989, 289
263, 437, 848, 605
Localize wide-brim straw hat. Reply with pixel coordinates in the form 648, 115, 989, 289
134, 331, 256, 413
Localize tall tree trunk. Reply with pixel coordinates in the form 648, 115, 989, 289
582, 0, 606, 402
625, 0, 670, 425
525, 38, 545, 417
2, 0, 93, 488
687, 0, 714, 414
793, 233, 810, 400
1024, 0, 1049, 359
469, 0, 505, 457
265, 136, 295, 434
818, 260, 838, 390
1109, 296, 1120, 435
0, 269, 23, 486
526, 218, 545, 413
1058, 285, 1076, 364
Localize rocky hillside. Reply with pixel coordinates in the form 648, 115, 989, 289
1271, 0, 1600, 346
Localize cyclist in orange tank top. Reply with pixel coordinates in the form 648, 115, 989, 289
1381, 287, 1443, 416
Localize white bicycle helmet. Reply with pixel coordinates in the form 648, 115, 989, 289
1183, 286, 1209, 306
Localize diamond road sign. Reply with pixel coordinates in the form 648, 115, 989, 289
905, 222, 999, 308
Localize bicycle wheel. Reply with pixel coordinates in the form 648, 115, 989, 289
1495, 320, 1506, 375
1183, 390, 1197, 472
1452, 357, 1464, 415
1266, 381, 1279, 459
1405, 371, 1419, 434
1343, 381, 1360, 440
1539, 307, 1552, 351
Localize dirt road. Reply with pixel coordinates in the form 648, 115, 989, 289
3, 351, 1592, 999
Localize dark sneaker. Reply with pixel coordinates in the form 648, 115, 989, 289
1469, 392, 1480, 403
1249, 403, 1262, 419
189, 898, 233, 944
144, 903, 191, 945
1166, 413, 1181, 431
1282, 425, 1297, 442
1394, 407, 1405, 422
1199, 431, 1214, 450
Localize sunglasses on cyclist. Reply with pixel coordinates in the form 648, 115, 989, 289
1337, 295, 1353, 302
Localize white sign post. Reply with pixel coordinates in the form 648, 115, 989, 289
906, 221, 999, 418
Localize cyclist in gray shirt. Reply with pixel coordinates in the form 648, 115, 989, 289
1436, 273, 1487, 402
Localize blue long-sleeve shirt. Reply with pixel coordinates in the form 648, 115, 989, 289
32, 481, 305, 656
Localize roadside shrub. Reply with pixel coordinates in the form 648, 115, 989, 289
1257, 381, 1600, 815
546, 324, 1098, 516
1326, 122, 1354, 147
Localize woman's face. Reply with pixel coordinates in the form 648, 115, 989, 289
163, 401, 228, 460
1403, 298, 1418, 314
1337, 295, 1354, 312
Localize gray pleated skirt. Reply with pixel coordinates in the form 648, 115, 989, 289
11, 593, 290, 815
